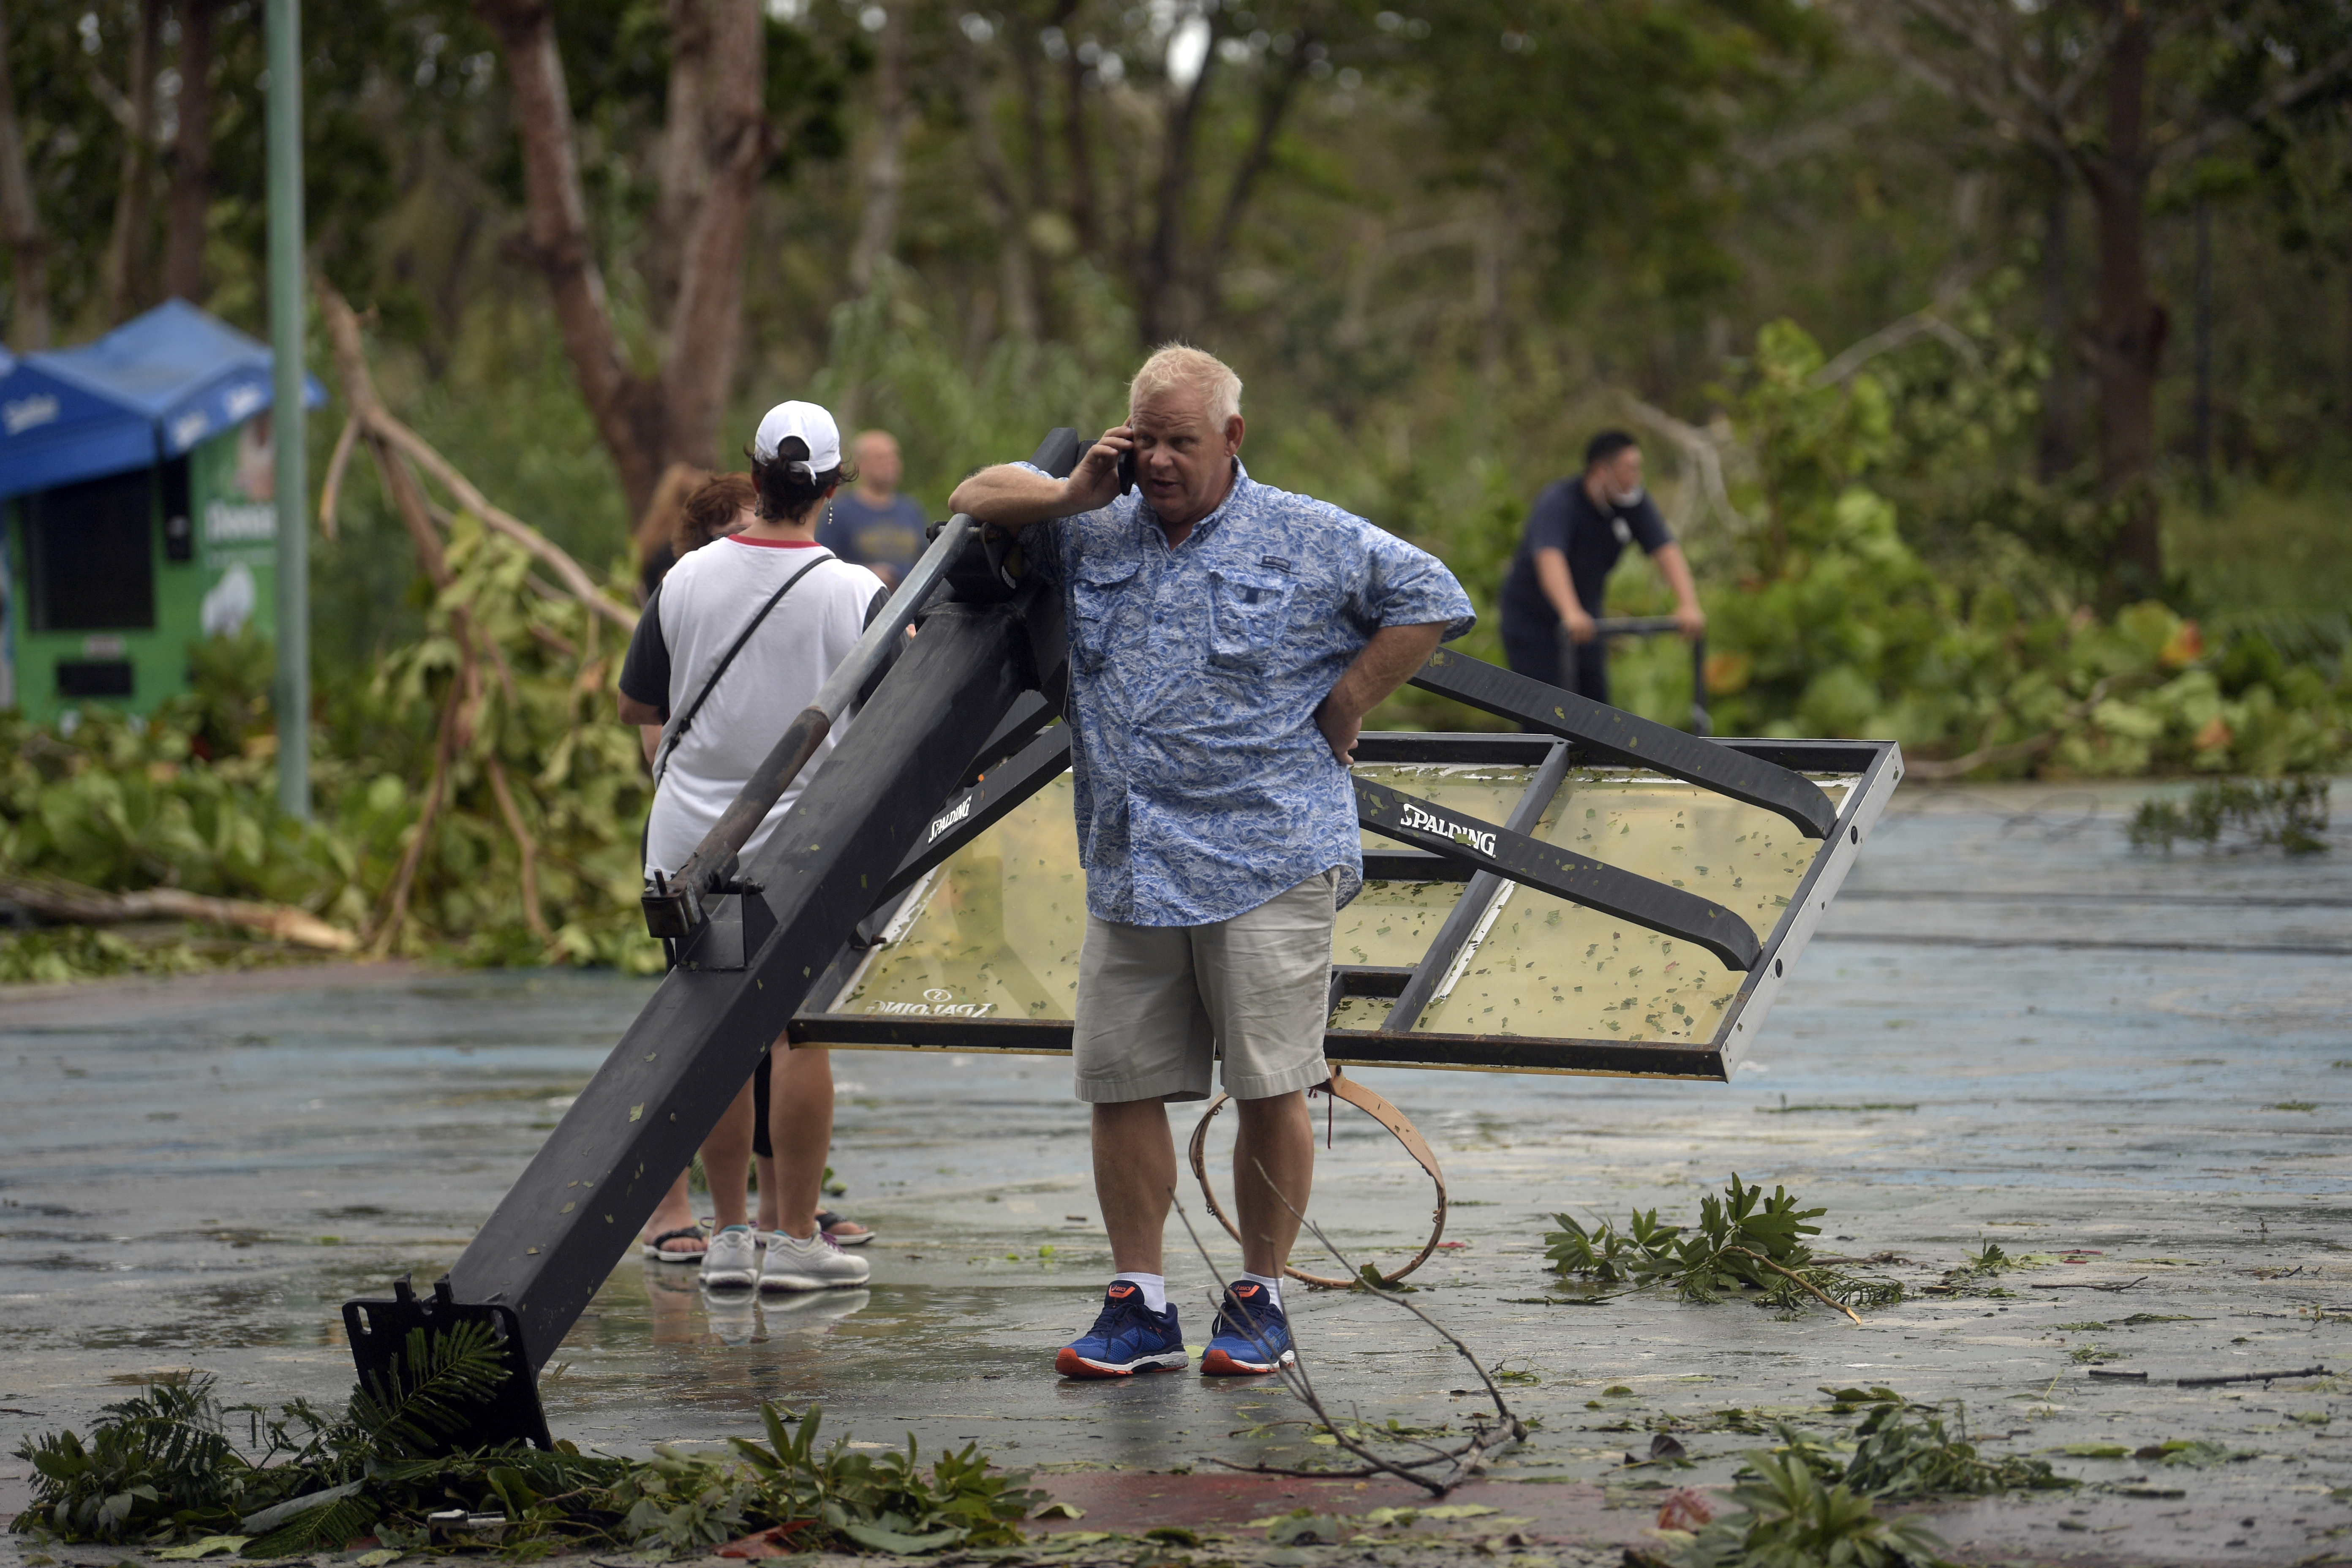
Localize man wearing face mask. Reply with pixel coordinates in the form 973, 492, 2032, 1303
1497, 430, 1703, 708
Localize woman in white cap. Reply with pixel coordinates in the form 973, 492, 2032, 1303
616, 401, 885, 1293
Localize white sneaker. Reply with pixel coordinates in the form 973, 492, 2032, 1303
760, 1228, 872, 1292
700, 1225, 760, 1289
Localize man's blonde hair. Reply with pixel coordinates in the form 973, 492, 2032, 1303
1128, 344, 1242, 426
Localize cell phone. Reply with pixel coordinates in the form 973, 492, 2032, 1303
1115, 444, 1136, 496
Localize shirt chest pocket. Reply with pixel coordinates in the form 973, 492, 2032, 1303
1204, 568, 1299, 671
1070, 561, 1143, 672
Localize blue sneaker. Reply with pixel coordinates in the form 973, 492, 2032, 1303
1055, 1282, 1187, 1378
1201, 1280, 1294, 1375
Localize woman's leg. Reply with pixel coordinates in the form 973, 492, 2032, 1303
766, 1042, 835, 1241
701, 1076, 755, 1231
640, 1169, 705, 1257
638, 1076, 756, 1248
755, 1154, 780, 1233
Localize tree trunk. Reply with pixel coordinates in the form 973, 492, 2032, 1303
102, 0, 164, 321
2192, 194, 2212, 509
654, 0, 765, 473
474, 0, 663, 516
161, 0, 216, 302
0, 0, 50, 348
477, 0, 767, 512
2084, 1, 2163, 604
955, 39, 1038, 341
1138, 49, 1218, 343
646, 0, 716, 315
1057, 3, 1097, 256
847, 0, 909, 292
1200, 43, 1309, 323
2035, 153, 2077, 479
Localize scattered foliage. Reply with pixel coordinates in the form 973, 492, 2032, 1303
1792, 1388, 2072, 1498
1640, 1448, 1955, 1568
1682, 303, 2352, 780
1935, 1239, 2034, 1296
1545, 1175, 1903, 1314
1, 512, 663, 981
12, 1335, 1040, 1557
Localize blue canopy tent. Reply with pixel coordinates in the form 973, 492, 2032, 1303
0, 299, 323, 502
0, 299, 325, 722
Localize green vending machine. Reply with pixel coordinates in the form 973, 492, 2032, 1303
0, 299, 321, 727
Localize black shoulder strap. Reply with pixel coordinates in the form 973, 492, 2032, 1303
651, 550, 833, 785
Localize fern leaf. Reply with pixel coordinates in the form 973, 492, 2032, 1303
346, 1320, 510, 1460
241, 1494, 376, 1559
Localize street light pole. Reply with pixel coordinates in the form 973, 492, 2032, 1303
266, 0, 309, 819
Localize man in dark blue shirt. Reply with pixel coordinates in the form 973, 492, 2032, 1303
1497, 430, 1704, 706
817, 428, 929, 587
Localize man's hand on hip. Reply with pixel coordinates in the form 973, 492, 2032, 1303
1314, 697, 1364, 765
1317, 622, 1450, 765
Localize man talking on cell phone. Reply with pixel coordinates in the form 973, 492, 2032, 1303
1496, 430, 1704, 709
949, 346, 1473, 1381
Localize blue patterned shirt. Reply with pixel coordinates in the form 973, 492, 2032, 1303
1025, 459, 1475, 926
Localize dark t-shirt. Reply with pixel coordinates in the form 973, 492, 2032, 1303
818, 490, 929, 576
1498, 478, 1673, 629
618, 577, 894, 724
618, 582, 674, 721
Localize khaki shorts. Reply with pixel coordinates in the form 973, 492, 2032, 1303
1071, 870, 1338, 1104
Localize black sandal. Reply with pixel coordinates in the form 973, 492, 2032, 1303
641, 1223, 709, 1263
818, 1210, 874, 1247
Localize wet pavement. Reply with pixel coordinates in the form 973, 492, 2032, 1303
3, 779, 2349, 1566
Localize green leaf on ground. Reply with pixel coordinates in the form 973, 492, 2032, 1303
155, 1537, 250, 1560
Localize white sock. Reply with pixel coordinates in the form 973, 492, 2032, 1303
1111, 1272, 1168, 1312
1240, 1271, 1284, 1311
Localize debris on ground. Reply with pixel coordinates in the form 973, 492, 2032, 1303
1543, 1175, 1904, 1318
8, 1337, 1039, 1557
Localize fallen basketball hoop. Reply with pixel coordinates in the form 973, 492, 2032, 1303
344, 426, 1899, 1448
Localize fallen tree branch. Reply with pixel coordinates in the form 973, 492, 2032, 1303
314, 281, 635, 634
2029, 1277, 2150, 1294
0, 874, 357, 952
1809, 306, 1982, 387
1615, 393, 1754, 540
1195, 1159, 1527, 1494
1263, 1158, 1524, 1435
1723, 1245, 1862, 1325
316, 414, 359, 540
1169, 1196, 1454, 1497
370, 678, 464, 954
484, 756, 551, 942
2175, 1364, 2328, 1388
1906, 674, 2132, 781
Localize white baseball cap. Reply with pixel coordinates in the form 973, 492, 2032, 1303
751, 401, 842, 478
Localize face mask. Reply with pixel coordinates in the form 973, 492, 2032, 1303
1608, 484, 1646, 509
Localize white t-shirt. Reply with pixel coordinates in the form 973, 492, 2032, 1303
637, 538, 884, 876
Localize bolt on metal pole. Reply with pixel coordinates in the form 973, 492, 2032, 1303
266, 0, 310, 819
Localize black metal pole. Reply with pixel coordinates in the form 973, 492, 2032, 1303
345, 436, 1080, 1451
1689, 633, 1710, 737
2194, 195, 2214, 513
